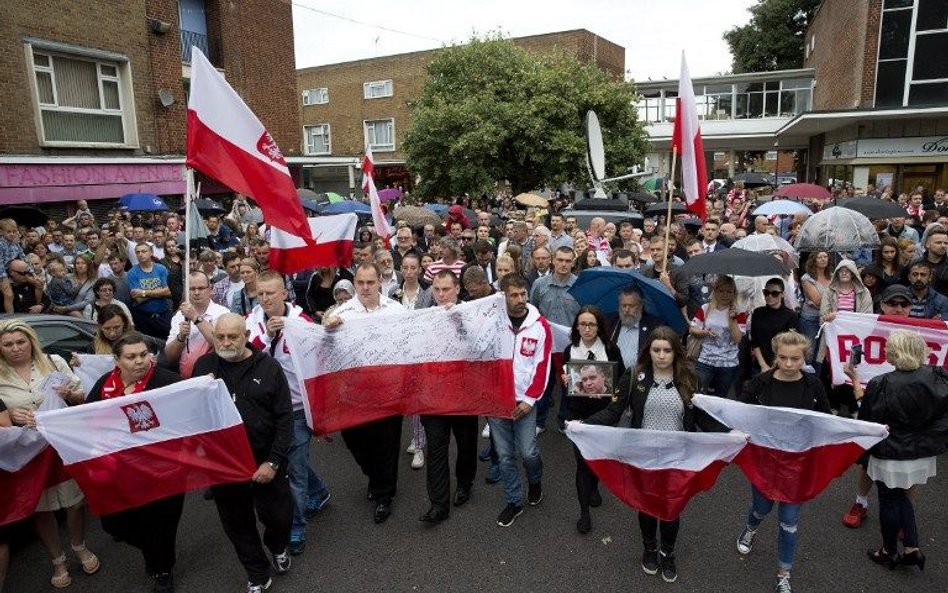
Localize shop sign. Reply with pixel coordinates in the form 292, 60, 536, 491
857, 136, 948, 158
822, 140, 857, 160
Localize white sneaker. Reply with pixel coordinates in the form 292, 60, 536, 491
411, 449, 425, 469
536, 426, 545, 436
481, 424, 490, 438
406, 441, 417, 455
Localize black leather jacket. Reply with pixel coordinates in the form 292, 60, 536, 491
859, 367, 948, 460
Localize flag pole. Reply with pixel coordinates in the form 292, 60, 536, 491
184, 168, 195, 300
661, 151, 678, 274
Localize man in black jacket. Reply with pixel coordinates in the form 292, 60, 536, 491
194, 314, 294, 593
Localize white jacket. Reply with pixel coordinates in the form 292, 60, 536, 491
247, 302, 311, 411
508, 303, 552, 406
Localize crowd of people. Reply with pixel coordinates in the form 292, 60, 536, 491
1, 183, 947, 593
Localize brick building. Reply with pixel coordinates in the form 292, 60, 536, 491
295, 29, 625, 194
0, 0, 299, 212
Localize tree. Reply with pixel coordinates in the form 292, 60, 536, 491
404, 35, 649, 198
724, 0, 822, 73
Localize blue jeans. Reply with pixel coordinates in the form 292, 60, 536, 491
288, 410, 330, 538
695, 361, 740, 398
487, 406, 542, 506
534, 367, 567, 429
747, 485, 802, 571
798, 313, 820, 363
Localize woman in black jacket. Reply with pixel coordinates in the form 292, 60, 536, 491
736, 331, 830, 593
559, 305, 624, 535
88, 332, 183, 593
846, 330, 948, 571
582, 326, 716, 584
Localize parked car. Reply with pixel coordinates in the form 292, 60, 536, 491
0, 314, 165, 362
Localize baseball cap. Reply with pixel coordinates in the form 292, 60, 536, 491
880, 285, 912, 303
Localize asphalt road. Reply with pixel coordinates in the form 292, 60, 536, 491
6, 421, 946, 593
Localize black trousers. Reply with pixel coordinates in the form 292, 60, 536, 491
131, 307, 172, 340
341, 415, 403, 504
876, 481, 920, 552
100, 493, 184, 575
638, 512, 680, 555
212, 475, 293, 586
420, 414, 478, 511
572, 444, 600, 516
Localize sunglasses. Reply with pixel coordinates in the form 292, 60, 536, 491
885, 300, 911, 307
762, 289, 783, 297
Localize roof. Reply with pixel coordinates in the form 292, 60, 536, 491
633, 68, 815, 91
776, 105, 948, 140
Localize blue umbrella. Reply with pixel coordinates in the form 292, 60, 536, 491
119, 193, 168, 212
301, 199, 321, 213
752, 200, 813, 217
318, 200, 370, 215
423, 203, 448, 214
568, 267, 687, 333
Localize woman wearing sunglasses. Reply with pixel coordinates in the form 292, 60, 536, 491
749, 278, 799, 375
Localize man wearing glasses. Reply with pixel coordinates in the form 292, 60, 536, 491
7, 259, 49, 313
164, 271, 230, 378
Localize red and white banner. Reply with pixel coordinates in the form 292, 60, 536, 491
693, 394, 888, 503
823, 311, 948, 387
269, 213, 358, 274
566, 423, 746, 521
362, 146, 392, 248
284, 295, 516, 434
671, 53, 707, 221
186, 47, 313, 263
35, 376, 257, 515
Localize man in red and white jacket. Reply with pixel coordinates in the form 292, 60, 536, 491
488, 273, 551, 528
246, 271, 330, 556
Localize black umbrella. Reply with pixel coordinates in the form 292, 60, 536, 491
625, 192, 660, 204
644, 201, 689, 216
679, 249, 789, 278
733, 172, 774, 188
0, 206, 48, 228
838, 196, 908, 220
177, 198, 226, 216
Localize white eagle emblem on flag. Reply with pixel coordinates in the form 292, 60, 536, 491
520, 337, 538, 357
120, 401, 161, 433
256, 132, 286, 166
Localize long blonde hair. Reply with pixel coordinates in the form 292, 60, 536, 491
0, 320, 55, 378
708, 275, 739, 310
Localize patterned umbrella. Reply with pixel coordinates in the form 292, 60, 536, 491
794, 206, 880, 252
392, 205, 441, 227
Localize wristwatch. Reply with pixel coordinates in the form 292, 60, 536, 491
267, 461, 279, 471
194, 315, 206, 325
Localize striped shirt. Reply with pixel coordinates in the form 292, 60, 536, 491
424, 258, 465, 282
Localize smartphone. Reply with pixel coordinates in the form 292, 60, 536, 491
850, 344, 863, 366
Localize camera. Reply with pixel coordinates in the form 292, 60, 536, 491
850, 344, 863, 366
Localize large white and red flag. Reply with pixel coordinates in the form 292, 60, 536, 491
361, 146, 393, 248
185, 47, 313, 268
35, 376, 257, 515
693, 394, 888, 503
283, 295, 515, 434
269, 213, 358, 274
566, 423, 747, 521
822, 311, 948, 387
671, 53, 707, 221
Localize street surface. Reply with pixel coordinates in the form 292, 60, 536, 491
6, 421, 945, 593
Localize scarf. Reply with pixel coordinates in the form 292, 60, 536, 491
100, 362, 157, 400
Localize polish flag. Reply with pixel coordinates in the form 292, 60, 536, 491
566, 423, 747, 521
186, 47, 313, 266
35, 377, 257, 515
283, 295, 515, 434
693, 394, 889, 503
362, 146, 392, 248
671, 53, 707, 222
269, 213, 358, 274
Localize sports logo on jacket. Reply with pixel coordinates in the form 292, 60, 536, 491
520, 337, 538, 357
121, 401, 160, 433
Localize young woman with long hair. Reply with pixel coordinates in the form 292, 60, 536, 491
798, 251, 832, 361
689, 276, 747, 398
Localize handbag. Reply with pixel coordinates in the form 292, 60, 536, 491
685, 334, 704, 361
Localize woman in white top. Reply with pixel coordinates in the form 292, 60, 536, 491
689, 276, 747, 398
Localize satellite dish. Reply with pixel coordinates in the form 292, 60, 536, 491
158, 88, 175, 107
585, 111, 606, 182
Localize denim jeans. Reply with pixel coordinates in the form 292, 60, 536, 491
746, 485, 802, 571
798, 313, 820, 363
876, 481, 919, 552
534, 367, 567, 429
288, 410, 329, 538
695, 361, 740, 398
487, 405, 542, 506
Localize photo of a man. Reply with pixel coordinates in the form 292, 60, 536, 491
567, 361, 615, 398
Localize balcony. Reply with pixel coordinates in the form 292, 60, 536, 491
180, 29, 218, 65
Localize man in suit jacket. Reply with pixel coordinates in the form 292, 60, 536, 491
608, 287, 661, 369
523, 246, 552, 292
699, 219, 728, 253
460, 240, 497, 300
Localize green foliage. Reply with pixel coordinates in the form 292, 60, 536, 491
723, 0, 822, 73
404, 34, 649, 198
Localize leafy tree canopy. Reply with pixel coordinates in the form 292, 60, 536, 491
724, 0, 822, 73
404, 34, 649, 198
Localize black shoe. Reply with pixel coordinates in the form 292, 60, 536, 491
589, 489, 602, 508
527, 482, 543, 506
867, 547, 897, 570
287, 535, 305, 556
659, 552, 678, 583
419, 506, 449, 524
152, 572, 174, 593
496, 503, 523, 527
374, 502, 392, 524
453, 487, 471, 507
271, 549, 291, 574
898, 549, 926, 571
202, 488, 214, 501
576, 514, 591, 534
641, 549, 659, 575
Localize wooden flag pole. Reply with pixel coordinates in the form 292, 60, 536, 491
661, 151, 678, 274
184, 168, 195, 300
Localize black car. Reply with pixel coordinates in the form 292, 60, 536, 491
0, 314, 165, 361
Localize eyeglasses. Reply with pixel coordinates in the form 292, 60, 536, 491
578, 322, 598, 328
189, 285, 210, 292
762, 289, 783, 297
885, 300, 911, 307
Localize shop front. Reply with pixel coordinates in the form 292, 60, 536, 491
819, 135, 948, 194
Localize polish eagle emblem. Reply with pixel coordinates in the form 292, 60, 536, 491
256, 132, 286, 166
121, 401, 160, 433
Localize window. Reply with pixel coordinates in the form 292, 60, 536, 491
27, 43, 136, 147
303, 124, 330, 155
364, 118, 395, 152
302, 87, 328, 105
363, 80, 393, 99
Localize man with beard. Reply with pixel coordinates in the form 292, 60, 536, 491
609, 288, 660, 370
912, 227, 948, 296
194, 314, 294, 593
906, 262, 948, 319
375, 250, 401, 297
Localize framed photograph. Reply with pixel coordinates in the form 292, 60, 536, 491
566, 360, 616, 398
